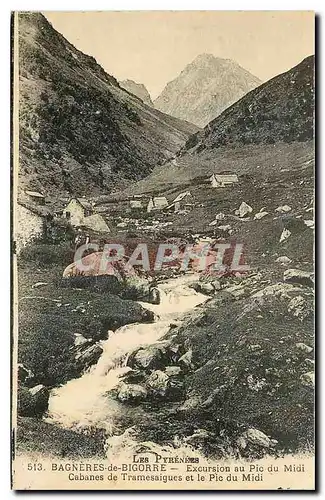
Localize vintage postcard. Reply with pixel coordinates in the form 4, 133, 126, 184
11, 10, 315, 490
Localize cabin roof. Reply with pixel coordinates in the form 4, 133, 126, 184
67, 197, 93, 210
172, 191, 192, 204
25, 190, 45, 198
211, 173, 239, 182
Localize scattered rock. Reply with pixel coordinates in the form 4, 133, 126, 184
236, 201, 253, 218
254, 211, 268, 220
178, 348, 193, 371
275, 256, 292, 265
165, 366, 182, 376
218, 224, 232, 232
184, 429, 214, 446
276, 205, 292, 213
32, 282, 48, 289
304, 220, 314, 229
283, 268, 314, 288
18, 364, 34, 384
300, 372, 314, 388
74, 342, 103, 370
295, 342, 313, 354
239, 428, 276, 448
117, 383, 148, 403
146, 370, 169, 397
179, 396, 201, 411
73, 333, 90, 347
236, 435, 247, 449
215, 212, 225, 220
129, 346, 167, 371
279, 228, 291, 243
18, 384, 49, 417
211, 279, 222, 291
288, 296, 312, 321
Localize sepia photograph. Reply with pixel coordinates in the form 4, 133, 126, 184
11, 9, 315, 490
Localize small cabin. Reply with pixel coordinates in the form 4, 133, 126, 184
25, 190, 45, 206
167, 191, 193, 213
129, 199, 143, 210
63, 198, 93, 227
209, 173, 239, 188
147, 196, 169, 213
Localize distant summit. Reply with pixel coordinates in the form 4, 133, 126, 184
120, 79, 154, 107
154, 54, 261, 127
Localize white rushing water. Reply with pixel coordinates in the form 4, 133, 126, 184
45, 275, 208, 435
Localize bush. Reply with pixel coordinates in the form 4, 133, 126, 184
19, 241, 74, 267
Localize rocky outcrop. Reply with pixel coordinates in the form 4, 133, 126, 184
155, 54, 261, 127
18, 384, 50, 417
120, 79, 154, 107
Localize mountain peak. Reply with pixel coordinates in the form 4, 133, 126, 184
119, 79, 153, 107
154, 55, 261, 127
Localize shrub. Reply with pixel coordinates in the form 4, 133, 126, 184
19, 241, 74, 267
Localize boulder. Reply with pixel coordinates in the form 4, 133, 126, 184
283, 268, 314, 288
288, 296, 312, 321
300, 372, 314, 388
73, 333, 90, 347
211, 279, 222, 291
184, 429, 214, 447
178, 348, 193, 371
18, 364, 34, 384
275, 205, 292, 213
74, 342, 103, 370
165, 366, 182, 376
217, 225, 232, 232
197, 282, 215, 295
279, 228, 291, 243
304, 220, 314, 229
146, 370, 170, 397
295, 342, 313, 354
18, 384, 49, 417
239, 428, 277, 448
275, 256, 292, 265
117, 383, 148, 403
254, 212, 268, 220
236, 202, 253, 218
129, 346, 167, 371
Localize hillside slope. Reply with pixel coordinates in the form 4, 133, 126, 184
154, 54, 261, 127
120, 79, 154, 107
185, 55, 314, 153
17, 13, 198, 197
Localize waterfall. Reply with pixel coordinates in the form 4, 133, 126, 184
45, 276, 208, 438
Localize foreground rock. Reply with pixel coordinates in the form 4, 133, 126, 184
283, 268, 314, 288
237, 428, 277, 449
74, 343, 103, 370
146, 370, 170, 397
117, 383, 148, 403
18, 384, 49, 417
236, 201, 253, 218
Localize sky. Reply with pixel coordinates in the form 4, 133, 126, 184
44, 11, 314, 99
